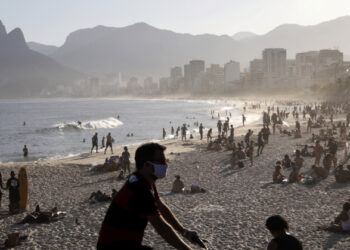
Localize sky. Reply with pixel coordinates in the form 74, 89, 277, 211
0, 0, 350, 46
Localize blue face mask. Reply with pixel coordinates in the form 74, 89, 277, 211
151, 162, 168, 179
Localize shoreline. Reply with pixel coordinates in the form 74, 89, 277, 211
1, 102, 348, 249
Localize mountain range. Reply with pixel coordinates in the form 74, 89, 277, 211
1, 16, 350, 97
34, 16, 350, 77
0, 21, 81, 98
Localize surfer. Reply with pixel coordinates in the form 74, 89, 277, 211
77, 121, 82, 127
23, 145, 28, 157
3, 171, 20, 214
104, 133, 113, 154
91, 133, 98, 153
23, 121, 26, 126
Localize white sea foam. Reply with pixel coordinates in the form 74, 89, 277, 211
53, 117, 123, 130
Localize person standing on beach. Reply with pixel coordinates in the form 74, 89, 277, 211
257, 131, 264, 156
91, 133, 98, 153
229, 125, 234, 142
101, 136, 105, 149
163, 128, 166, 140
181, 124, 187, 141
121, 146, 131, 176
199, 123, 204, 140
23, 145, 28, 157
104, 133, 113, 154
248, 141, 254, 167
265, 215, 302, 250
314, 140, 323, 166
207, 128, 212, 142
217, 120, 222, 135
242, 114, 246, 126
3, 171, 20, 214
97, 143, 200, 250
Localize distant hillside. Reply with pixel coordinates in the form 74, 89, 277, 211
0, 21, 81, 98
232, 32, 257, 41
44, 16, 350, 77
51, 22, 242, 77
27, 42, 58, 56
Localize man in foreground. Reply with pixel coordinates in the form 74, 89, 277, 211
266, 215, 302, 250
97, 143, 201, 250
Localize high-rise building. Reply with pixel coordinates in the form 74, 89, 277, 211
295, 51, 319, 78
190, 60, 205, 81
224, 61, 240, 84
170, 66, 183, 79
183, 60, 205, 91
262, 48, 287, 77
250, 59, 263, 86
318, 49, 343, 69
184, 64, 191, 91
207, 64, 224, 87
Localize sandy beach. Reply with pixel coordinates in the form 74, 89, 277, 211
0, 107, 349, 249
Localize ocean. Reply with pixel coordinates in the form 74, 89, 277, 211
0, 98, 260, 163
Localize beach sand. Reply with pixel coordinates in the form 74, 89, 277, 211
0, 111, 349, 249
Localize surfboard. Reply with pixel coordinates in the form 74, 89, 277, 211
18, 168, 28, 211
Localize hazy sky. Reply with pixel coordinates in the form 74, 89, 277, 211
1, 0, 350, 46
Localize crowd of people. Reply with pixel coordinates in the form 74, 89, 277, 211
4, 101, 350, 249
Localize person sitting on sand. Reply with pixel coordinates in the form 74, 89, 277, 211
311, 165, 329, 180
231, 150, 238, 168
334, 165, 350, 183
266, 215, 302, 250
294, 150, 304, 169
288, 166, 300, 183
323, 153, 333, 171
237, 146, 246, 160
273, 164, 284, 183
301, 145, 313, 157
171, 175, 185, 193
282, 155, 293, 169
334, 202, 350, 232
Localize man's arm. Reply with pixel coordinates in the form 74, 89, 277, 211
148, 214, 192, 250
156, 198, 185, 234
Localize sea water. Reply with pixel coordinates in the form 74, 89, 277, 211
0, 98, 260, 163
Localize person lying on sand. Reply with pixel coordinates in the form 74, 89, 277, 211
334, 165, 350, 183
334, 202, 350, 232
89, 190, 116, 202
265, 215, 302, 250
273, 163, 284, 183
19, 205, 65, 224
171, 175, 185, 193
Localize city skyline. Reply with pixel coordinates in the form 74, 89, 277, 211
1, 0, 350, 45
